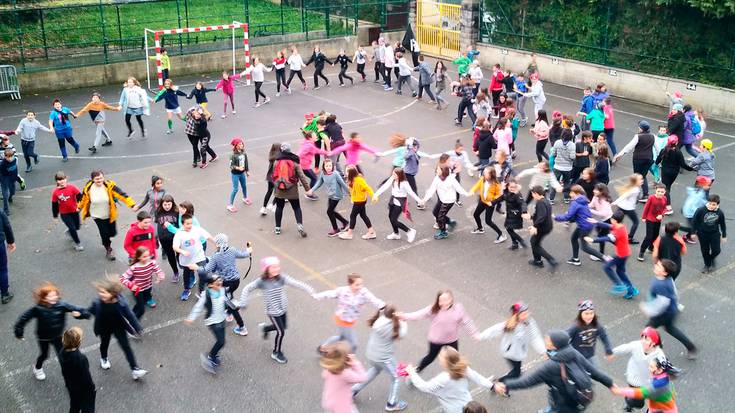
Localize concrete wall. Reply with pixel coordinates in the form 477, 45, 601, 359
17, 29, 404, 94
474, 43, 735, 122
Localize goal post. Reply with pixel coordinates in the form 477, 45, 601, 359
144, 21, 251, 91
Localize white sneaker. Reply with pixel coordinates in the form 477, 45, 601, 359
432, 223, 439, 229
231, 110, 237, 114
386, 233, 401, 240
33, 367, 46, 381
132, 368, 148, 380
407, 228, 417, 243
589, 254, 601, 262
275, 92, 280, 97
221, 114, 227, 119
494, 235, 508, 244
100, 358, 111, 370
74, 244, 84, 251
267, 203, 277, 212
259, 207, 268, 216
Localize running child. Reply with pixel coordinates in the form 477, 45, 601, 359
285, 46, 308, 92
307, 158, 349, 236
123, 210, 157, 263
613, 174, 644, 243
515, 160, 562, 204
0, 148, 24, 215
76, 92, 121, 154
638, 184, 667, 261
172, 213, 215, 300
238, 256, 316, 364
608, 327, 665, 412
396, 52, 416, 96
491, 180, 528, 250
652, 222, 687, 282
154, 79, 187, 134
335, 49, 354, 86
155, 194, 179, 282
51, 171, 84, 251
688, 138, 715, 183
59, 327, 96, 413
611, 354, 679, 413
118, 77, 151, 138
586, 210, 639, 298
655, 135, 693, 214
692, 194, 726, 273
566, 300, 613, 364
272, 49, 287, 96
242, 56, 273, 107
306, 45, 332, 89
527, 185, 557, 270
555, 184, 602, 265
14, 283, 87, 381
15, 110, 51, 172
373, 168, 422, 242
339, 165, 377, 240
227, 137, 251, 212
330, 132, 380, 170
120, 246, 165, 319
422, 166, 471, 240
680, 176, 710, 243
215, 71, 242, 118
186, 81, 215, 118
320, 341, 368, 413
469, 166, 504, 242
48, 99, 80, 162
134, 175, 167, 216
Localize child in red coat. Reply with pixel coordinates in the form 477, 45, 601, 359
639, 184, 668, 261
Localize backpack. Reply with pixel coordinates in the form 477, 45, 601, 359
690, 116, 702, 135
272, 159, 297, 190
559, 361, 594, 410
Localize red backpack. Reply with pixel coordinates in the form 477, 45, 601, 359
272, 159, 297, 190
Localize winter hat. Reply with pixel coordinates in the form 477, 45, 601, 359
304, 112, 315, 121
695, 175, 712, 187
213, 233, 229, 249
673, 91, 683, 98
700, 138, 713, 151
548, 330, 571, 349
577, 300, 594, 311
672, 103, 684, 112
641, 327, 662, 346
405, 137, 415, 147
666, 135, 679, 146
230, 137, 243, 147
280, 142, 292, 153
552, 110, 562, 118
260, 256, 280, 273
510, 301, 528, 314
638, 120, 650, 132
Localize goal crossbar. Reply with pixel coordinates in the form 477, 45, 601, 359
144, 21, 251, 90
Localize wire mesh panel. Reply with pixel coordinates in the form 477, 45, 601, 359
417, 0, 460, 59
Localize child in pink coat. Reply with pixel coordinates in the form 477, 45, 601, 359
215, 71, 242, 118
298, 131, 329, 193
330, 132, 381, 170
321, 341, 368, 413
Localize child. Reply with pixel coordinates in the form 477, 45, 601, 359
185, 274, 238, 373
123, 210, 157, 263
76, 92, 121, 153
469, 61, 484, 98
492, 118, 513, 159
549, 129, 576, 203
242, 56, 272, 107
602, 97, 617, 154
149, 48, 171, 80
469, 167, 504, 241
215, 71, 242, 118
186, 81, 215, 118
404, 137, 429, 199
172, 214, 214, 300
422, 167, 471, 240
589, 183, 613, 257
609, 327, 666, 412
463, 401, 489, 413
650, 125, 669, 183
527, 185, 557, 270
227, 137, 251, 212
689, 138, 715, 183
576, 87, 594, 131
51, 171, 84, 251
314, 273, 385, 352
572, 131, 593, 182
14, 283, 87, 381
118, 77, 151, 138
238, 256, 316, 364
692, 194, 726, 273
0, 147, 23, 215
575, 167, 598, 202
567, 300, 613, 364
476, 302, 545, 381
656, 135, 693, 214
305, 45, 332, 89
191, 233, 251, 334
434, 60, 450, 110
154, 79, 187, 134
395, 51, 416, 96
491, 180, 527, 250
586, 210, 639, 298
373, 168, 422, 242
681, 176, 710, 243
339, 165, 377, 240
285, 46, 308, 92
586, 103, 605, 142
330, 132, 380, 169
405, 347, 494, 412
155, 194, 179, 281
666, 90, 683, 111
120, 246, 165, 319
298, 131, 328, 195
554, 185, 600, 265
641, 260, 697, 358
48, 99, 80, 162
307, 158, 350, 236
516, 160, 561, 203
134, 175, 167, 216
59, 327, 96, 413
594, 145, 611, 185
335, 49, 354, 86
613, 174, 644, 243
638, 184, 667, 261
612, 354, 679, 413
320, 341, 368, 413
15, 111, 51, 172
351, 305, 409, 411
272, 49, 288, 96
84, 277, 147, 380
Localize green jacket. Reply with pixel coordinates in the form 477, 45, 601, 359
453, 56, 471, 76
586, 109, 605, 131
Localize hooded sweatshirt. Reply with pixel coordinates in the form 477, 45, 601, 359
123, 222, 157, 259
554, 196, 594, 231
365, 315, 408, 363
478, 319, 545, 361
689, 150, 715, 180
403, 303, 478, 344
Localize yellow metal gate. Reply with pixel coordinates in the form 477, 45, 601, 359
417, 0, 461, 59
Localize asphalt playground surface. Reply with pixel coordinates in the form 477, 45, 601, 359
0, 59, 733, 413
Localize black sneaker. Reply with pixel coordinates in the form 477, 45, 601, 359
88, 146, 97, 153
528, 259, 544, 268
101, 140, 112, 147
566, 258, 582, 266
271, 351, 288, 364
628, 238, 640, 245
1, 292, 13, 304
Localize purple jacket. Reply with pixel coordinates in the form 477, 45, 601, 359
554, 196, 594, 231
682, 111, 696, 145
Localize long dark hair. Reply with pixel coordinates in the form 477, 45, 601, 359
156, 194, 176, 217
367, 304, 402, 340
430, 290, 453, 314
434, 60, 446, 73
268, 143, 281, 162
536, 109, 548, 124
576, 309, 599, 328
393, 168, 406, 185
346, 165, 359, 187
593, 183, 612, 203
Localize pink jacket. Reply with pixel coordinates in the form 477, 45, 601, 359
215, 74, 241, 95
403, 303, 478, 344
603, 104, 615, 129
321, 361, 368, 413
531, 120, 550, 141
298, 139, 328, 171
331, 141, 378, 166
494, 128, 513, 157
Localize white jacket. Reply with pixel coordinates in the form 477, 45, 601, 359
287, 54, 305, 70
383, 46, 395, 68
242, 63, 272, 82
612, 341, 664, 387
423, 175, 469, 204
478, 319, 545, 362
398, 57, 413, 76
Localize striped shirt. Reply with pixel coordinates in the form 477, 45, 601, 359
196, 247, 251, 282
120, 261, 165, 292
239, 274, 315, 316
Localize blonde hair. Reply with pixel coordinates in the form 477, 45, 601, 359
127, 77, 140, 87
389, 133, 406, 148
319, 341, 351, 374
441, 346, 468, 380
616, 174, 642, 195
93, 276, 124, 296
62, 326, 83, 350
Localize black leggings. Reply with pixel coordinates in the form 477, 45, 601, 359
535, 139, 549, 161
571, 228, 603, 260
286, 69, 305, 87
349, 201, 372, 230
36, 337, 63, 369
374, 61, 382, 81
388, 200, 410, 234
159, 236, 178, 274
254, 81, 267, 102
313, 68, 329, 87
357, 63, 366, 79
99, 328, 138, 370
338, 67, 353, 85
263, 181, 275, 208
661, 171, 677, 205
275, 68, 287, 93
435, 201, 454, 231
499, 359, 522, 383
640, 220, 661, 256
473, 201, 502, 236
93, 218, 116, 249
60, 212, 81, 244
416, 340, 458, 372
274, 197, 303, 227
327, 198, 348, 231
264, 313, 287, 353
620, 208, 639, 239
208, 321, 226, 358
124, 113, 144, 135
457, 99, 476, 124
506, 226, 526, 247
199, 133, 217, 164
647, 312, 696, 352
187, 134, 201, 164
132, 288, 151, 320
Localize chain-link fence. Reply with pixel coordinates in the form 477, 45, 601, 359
0, 0, 409, 73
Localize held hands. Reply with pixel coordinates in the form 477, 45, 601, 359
183, 319, 194, 326
132, 205, 140, 212
656, 215, 663, 221
529, 226, 538, 236
371, 195, 379, 204
71, 311, 81, 318
187, 263, 199, 271
586, 218, 598, 224
521, 213, 531, 221
606, 354, 615, 362
494, 382, 507, 395
404, 365, 417, 376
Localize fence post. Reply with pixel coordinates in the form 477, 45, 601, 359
12, 0, 26, 72
116, 5, 123, 52
245, 0, 250, 27
280, 1, 285, 35
302, 0, 308, 41
176, 0, 184, 52
603, 1, 611, 65
39, 9, 49, 60
353, 0, 358, 35
325, 3, 330, 37
99, 0, 109, 64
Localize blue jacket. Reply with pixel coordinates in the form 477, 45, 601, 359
579, 95, 595, 114
0, 210, 13, 244
554, 196, 593, 231
682, 187, 707, 218
155, 88, 187, 110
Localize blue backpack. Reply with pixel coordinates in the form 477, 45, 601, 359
691, 116, 702, 135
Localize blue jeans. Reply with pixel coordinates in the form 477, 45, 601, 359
352, 358, 401, 406
229, 173, 247, 204
603, 256, 632, 286
683, 143, 699, 157
0, 241, 7, 294
0, 176, 15, 214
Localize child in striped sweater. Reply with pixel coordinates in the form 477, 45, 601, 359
185, 274, 233, 374
120, 246, 164, 320
238, 256, 316, 364
612, 354, 678, 413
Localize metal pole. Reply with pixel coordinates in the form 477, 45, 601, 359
232, 24, 236, 75
145, 29, 151, 90
302, 0, 308, 41
116, 5, 123, 52
325, 4, 330, 37
39, 9, 48, 60
176, 0, 183, 53
99, 0, 109, 63
603, 1, 611, 65
280, 1, 285, 36
353, 0, 358, 35
13, 0, 26, 71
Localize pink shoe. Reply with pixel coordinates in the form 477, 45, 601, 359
226, 205, 237, 213
243, 197, 252, 205
200, 163, 208, 169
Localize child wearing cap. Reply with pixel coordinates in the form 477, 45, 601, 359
566, 300, 613, 365
238, 256, 316, 364
476, 301, 545, 382
227, 138, 250, 212
688, 138, 715, 184
612, 354, 679, 413
609, 327, 665, 412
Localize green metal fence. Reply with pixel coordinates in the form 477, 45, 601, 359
479, 0, 735, 88
0, 0, 409, 73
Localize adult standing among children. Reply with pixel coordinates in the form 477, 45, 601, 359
0, 209, 15, 304
272, 143, 311, 237
614, 121, 656, 202
521, 73, 546, 120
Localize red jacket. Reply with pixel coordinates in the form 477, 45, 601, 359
123, 223, 157, 259
642, 195, 667, 222
490, 71, 504, 91
610, 223, 630, 258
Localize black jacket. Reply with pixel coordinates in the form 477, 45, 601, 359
187, 87, 215, 104
336, 54, 352, 69
476, 130, 496, 160
494, 191, 526, 229
325, 121, 344, 148
504, 346, 613, 413
276, 151, 301, 164
59, 349, 95, 394
667, 112, 685, 139
533, 198, 553, 233
0, 210, 14, 244
14, 302, 89, 340
306, 52, 332, 70
84, 295, 142, 336
656, 147, 694, 177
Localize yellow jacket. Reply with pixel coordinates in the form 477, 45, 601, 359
349, 176, 374, 203
470, 178, 502, 205
78, 179, 135, 223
